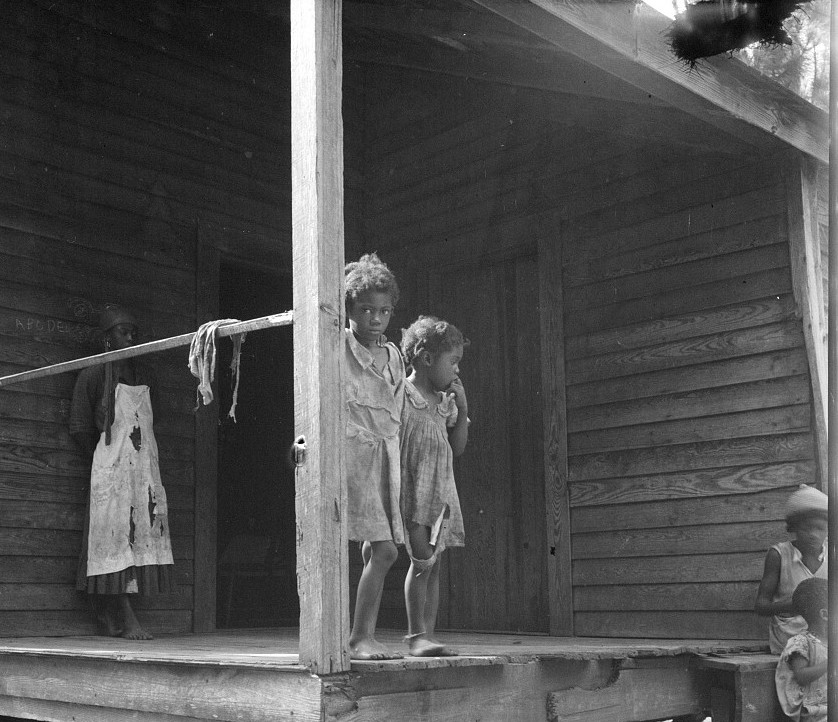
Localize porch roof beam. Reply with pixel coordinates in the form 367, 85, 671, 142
472, 0, 828, 163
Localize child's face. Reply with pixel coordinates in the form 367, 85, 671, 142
795, 516, 828, 552
426, 344, 463, 393
347, 291, 394, 346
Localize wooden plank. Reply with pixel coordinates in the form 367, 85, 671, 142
565, 267, 793, 338
291, 0, 349, 673
571, 488, 791, 533
548, 661, 707, 722
192, 239, 219, 633
0, 653, 321, 720
568, 404, 811, 454
538, 226, 572, 635
0, 695, 213, 722
566, 294, 796, 360
0, 583, 192, 611
569, 431, 813, 481
569, 460, 815, 507
574, 582, 758, 612
785, 155, 828, 486
573, 611, 765, 640
0, 557, 194, 586
471, 0, 827, 162
566, 178, 786, 267
569, 375, 809, 433
566, 243, 790, 314
564, 214, 784, 288
0, 610, 192, 637
572, 520, 779, 559
565, 321, 804, 385
567, 348, 809, 409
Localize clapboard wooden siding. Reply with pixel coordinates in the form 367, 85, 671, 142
356, 59, 821, 639
0, 1, 289, 636
562, 153, 815, 639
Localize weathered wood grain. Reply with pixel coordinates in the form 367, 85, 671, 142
291, 0, 349, 673
571, 488, 792, 533
569, 461, 815, 507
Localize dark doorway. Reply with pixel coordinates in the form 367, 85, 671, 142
216, 261, 297, 627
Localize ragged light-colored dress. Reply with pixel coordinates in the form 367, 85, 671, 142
775, 631, 828, 721
768, 541, 828, 653
400, 380, 465, 554
344, 330, 405, 544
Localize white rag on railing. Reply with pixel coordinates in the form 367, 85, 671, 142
188, 319, 246, 421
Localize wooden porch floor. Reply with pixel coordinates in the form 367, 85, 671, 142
0, 626, 766, 669
0, 629, 769, 721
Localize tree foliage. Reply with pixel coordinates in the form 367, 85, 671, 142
741, 0, 830, 109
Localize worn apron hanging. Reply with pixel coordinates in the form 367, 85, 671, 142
86, 383, 173, 577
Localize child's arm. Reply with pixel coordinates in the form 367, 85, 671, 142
788, 652, 827, 686
447, 378, 469, 457
754, 548, 794, 615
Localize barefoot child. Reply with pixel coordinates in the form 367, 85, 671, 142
399, 316, 469, 657
69, 305, 174, 639
344, 253, 406, 660
775, 577, 828, 721
755, 484, 828, 653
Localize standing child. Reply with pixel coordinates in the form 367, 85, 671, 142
775, 577, 828, 721
755, 484, 828, 653
399, 316, 469, 657
69, 305, 174, 640
344, 253, 406, 660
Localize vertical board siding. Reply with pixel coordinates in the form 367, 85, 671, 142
563, 154, 815, 639
0, 1, 289, 636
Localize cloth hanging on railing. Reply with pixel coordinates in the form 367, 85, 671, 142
188, 319, 246, 422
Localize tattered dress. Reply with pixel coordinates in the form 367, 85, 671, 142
399, 380, 465, 554
71, 365, 174, 595
344, 330, 405, 544
775, 631, 828, 721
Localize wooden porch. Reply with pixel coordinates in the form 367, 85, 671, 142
0, 628, 770, 721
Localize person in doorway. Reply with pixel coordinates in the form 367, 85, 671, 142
755, 484, 828, 654
70, 304, 174, 640
399, 315, 469, 657
775, 577, 828, 721
344, 253, 406, 660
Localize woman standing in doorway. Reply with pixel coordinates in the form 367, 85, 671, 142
70, 305, 174, 639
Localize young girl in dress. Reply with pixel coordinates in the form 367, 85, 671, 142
399, 316, 469, 657
344, 253, 406, 660
755, 484, 828, 653
69, 305, 174, 640
775, 577, 828, 721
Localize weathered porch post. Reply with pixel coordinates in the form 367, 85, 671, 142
291, 0, 349, 673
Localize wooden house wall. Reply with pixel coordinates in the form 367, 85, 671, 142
357, 63, 818, 639
0, 1, 289, 636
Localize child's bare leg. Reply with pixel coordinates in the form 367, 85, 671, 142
118, 595, 153, 640
422, 556, 457, 656
349, 540, 401, 660
404, 524, 451, 657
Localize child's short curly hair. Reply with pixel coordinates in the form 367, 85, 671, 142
345, 253, 400, 307
792, 577, 827, 626
400, 315, 469, 366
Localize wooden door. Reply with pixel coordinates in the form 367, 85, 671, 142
424, 253, 548, 632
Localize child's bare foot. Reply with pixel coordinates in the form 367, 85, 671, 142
405, 633, 458, 657
349, 638, 403, 660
